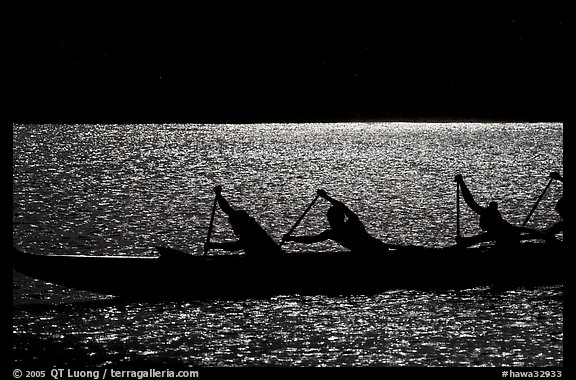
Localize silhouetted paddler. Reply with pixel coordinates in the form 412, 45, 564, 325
545, 171, 564, 237
455, 174, 521, 248
204, 186, 283, 258
282, 189, 389, 254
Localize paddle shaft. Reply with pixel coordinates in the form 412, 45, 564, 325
204, 195, 218, 257
280, 193, 320, 246
522, 177, 553, 226
456, 182, 461, 238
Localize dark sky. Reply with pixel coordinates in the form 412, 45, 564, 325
13, 8, 566, 122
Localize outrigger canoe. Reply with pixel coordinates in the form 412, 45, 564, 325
12, 242, 564, 299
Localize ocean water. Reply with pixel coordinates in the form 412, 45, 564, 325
13, 122, 563, 367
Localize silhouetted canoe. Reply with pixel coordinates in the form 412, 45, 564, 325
12, 242, 564, 299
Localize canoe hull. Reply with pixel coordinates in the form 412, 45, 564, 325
12, 243, 565, 299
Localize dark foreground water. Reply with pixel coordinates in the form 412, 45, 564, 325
13, 122, 563, 367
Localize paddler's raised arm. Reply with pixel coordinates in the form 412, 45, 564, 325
213, 185, 236, 216
317, 189, 359, 221
455, 174, 485, 215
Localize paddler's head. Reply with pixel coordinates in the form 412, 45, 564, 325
327, 206, 345, 228
480, 201, 501, 231
555, 197, 565, 219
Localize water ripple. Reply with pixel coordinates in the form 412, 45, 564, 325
13, 122, 563, 366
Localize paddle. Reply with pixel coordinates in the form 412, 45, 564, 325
280, 193, 320, 247
203, 195, 218, 257
522, 177, 553, 226
456, 181, 461, 239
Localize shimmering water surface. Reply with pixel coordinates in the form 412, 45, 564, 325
13, 122, 563, 367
